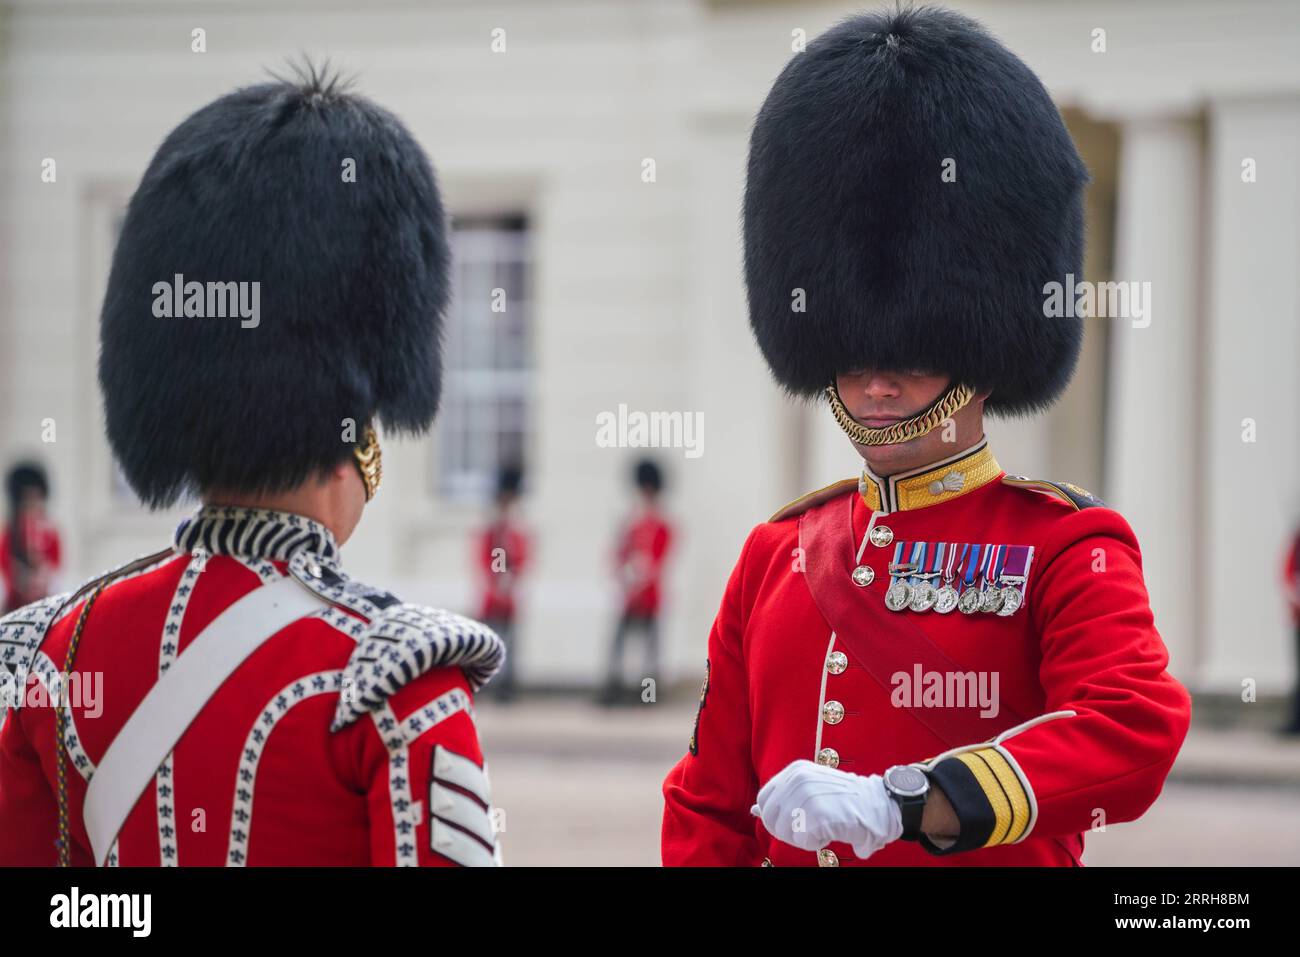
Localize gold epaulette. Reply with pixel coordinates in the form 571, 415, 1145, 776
768, 478, 859, 523
1000, 475, 1105, 510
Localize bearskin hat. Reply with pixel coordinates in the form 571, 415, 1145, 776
5, 462, 50, 510
743, 6, 1089, 415
634, 459, 664, 494
99, 63, 450, 507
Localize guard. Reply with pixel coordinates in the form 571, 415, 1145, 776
662, 8, 1192, 866
0, 66, 504, 866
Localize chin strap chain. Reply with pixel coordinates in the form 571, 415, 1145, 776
826, 382, 975, 446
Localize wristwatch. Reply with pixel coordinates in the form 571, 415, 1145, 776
882, 764, 930, 841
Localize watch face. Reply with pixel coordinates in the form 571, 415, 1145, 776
886, 765, 928, 797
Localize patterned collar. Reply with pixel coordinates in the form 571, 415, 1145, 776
173, 506, 340, 564
859, 439, 1002, 515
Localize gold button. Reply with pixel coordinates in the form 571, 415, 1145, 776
869, 525, 894, 547
818, 848, 839, 867
822, 700, 845, 725
816, 747, 840, 768
826, 651, 848, 675
761, 857, 773, 867
850, 565, 874, 586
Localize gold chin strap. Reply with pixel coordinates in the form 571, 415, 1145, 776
826, 381, 975, 447
353, 425, 383, 501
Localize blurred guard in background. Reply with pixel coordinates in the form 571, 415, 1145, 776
600, 459, 673, 706
1283, 526, 1300, 735
0, 66, 504, 866
476, 465, 529, 702
662, 7, 1191, 867
1, 463, 62, 613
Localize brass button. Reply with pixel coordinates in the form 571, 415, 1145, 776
822, 700, 845, 725
818, 848, 840, 867
869, 525, 894, 548
850, 565, 874, 586
826, 651, 848, 675
761, 857, 773, 867
816, 747, 840, 768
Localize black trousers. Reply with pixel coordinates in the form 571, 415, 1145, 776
483, 617, 517, 697
605, 612, 660, 692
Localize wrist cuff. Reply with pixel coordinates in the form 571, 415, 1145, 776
919, 747, 1033, 856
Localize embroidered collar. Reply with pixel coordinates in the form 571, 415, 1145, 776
173, 506, 340, 564
859, 439, 1002, 515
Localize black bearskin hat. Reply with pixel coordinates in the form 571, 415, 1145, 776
496, 465, 524, 499
634, 459, 664, 494
5, 462, 50, 511
743, 7, 1089, 415
99, 64, 450, 507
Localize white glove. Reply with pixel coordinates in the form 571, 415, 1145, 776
751, 759, 904, 860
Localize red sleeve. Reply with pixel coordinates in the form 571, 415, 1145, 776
0, 693, 60, 865
0, 529, 11, 588
349, 666, 498, 867
918, 508, 1192, 855
652, 521, 672, 570
47, 529, 61, 572
662, 528, 760, 865
513, 528, 529, 575
476, 528, 494, 580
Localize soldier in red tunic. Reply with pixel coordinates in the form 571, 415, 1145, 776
1, 463, 62, 613
0, 66, 504, 867
1282, 527, 1300, 735
662, 8, 1192, 866
600, 460, 673, 705
475, 466, 529, 702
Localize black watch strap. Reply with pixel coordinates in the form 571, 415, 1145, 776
884, 766, 929, 842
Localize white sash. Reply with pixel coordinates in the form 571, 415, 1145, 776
83, 576, 326, 866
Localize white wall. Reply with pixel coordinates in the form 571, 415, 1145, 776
2, 0, 1298, 693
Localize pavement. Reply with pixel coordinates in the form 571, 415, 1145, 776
473, 694, 1300, 867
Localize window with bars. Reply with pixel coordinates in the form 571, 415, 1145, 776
436, 215, 532, 502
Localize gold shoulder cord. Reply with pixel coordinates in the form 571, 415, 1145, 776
826, 381, 975, 446
56, 579, 108, 867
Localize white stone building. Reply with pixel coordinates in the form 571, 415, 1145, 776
1, 0, 1297, 704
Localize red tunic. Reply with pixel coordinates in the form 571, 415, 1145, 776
663, 441, 1191, 866
476, 519, 529, 621
0, 516, 62, 612
1285, 531, 1300, 624
615, 509, 673, 617
0, 506, 503, 867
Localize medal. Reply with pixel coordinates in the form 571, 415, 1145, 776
995, 545, 1034, 617
979, 545, 1007, 612
884, 541, 919, 612
933, 543, 965, 614
909, 542, 944, 612
957, 544, 987, 614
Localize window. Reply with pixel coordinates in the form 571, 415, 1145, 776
436, 216, 532, 502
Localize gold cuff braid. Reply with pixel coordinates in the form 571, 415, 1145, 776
825, 382, 975, 446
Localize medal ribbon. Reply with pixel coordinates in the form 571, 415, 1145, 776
909, 542, 927, 585
926, 543, 946, 580
962, 544, 984, 590
942, 542, 961, 585
984, 544, 1007, 589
